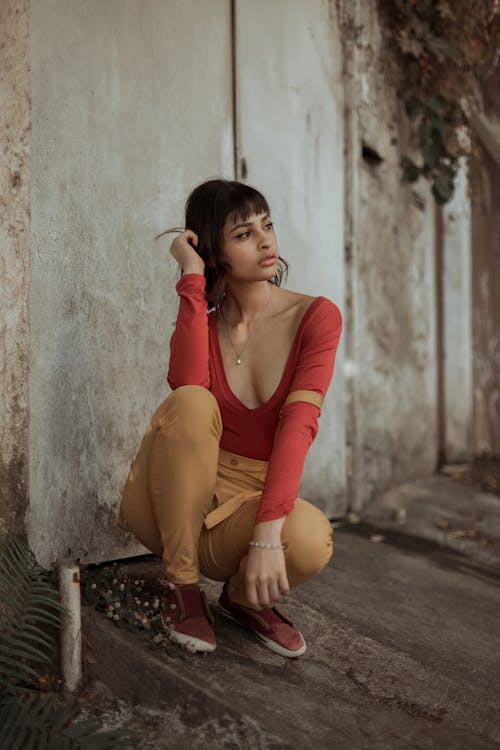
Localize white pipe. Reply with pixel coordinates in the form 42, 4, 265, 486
58, 559, 82, 692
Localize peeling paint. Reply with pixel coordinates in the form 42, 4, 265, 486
25, 0, 234, 568
0, 0, 30, 546
339, 1, 438, 512
471, 143, 500, 455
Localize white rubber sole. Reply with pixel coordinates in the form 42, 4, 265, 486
217, 603, 306, 658
254, 630, 306, 658
165, 627, 216, 653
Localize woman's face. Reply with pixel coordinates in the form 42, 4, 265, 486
220, 210, 278, 281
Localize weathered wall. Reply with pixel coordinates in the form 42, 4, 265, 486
235, 0, 346, 517
441, 161, 473, 462
3, 0, 479, 567
341, 1, 438, 512
470, 72, 500, 457
26, 0, 233, 568
0, 0, 30, 546
470, 141, 500, 456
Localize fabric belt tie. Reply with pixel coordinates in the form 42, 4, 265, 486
203, 489, 263, 530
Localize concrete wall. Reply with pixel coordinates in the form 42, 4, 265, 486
340, 1, 438, 511
0, 0, 30, 546
441, 161, 473, 462
235, 0, 346, 517
470, 74, 500, 457
26, 0, 233, 567
470, 139, 500, 456
1, 0, 477, 567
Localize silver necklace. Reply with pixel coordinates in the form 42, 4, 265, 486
220, 284, 274, 365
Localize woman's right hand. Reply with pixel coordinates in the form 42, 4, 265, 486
169, 230, 205, 276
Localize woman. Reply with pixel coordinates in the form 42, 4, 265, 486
116, 179, 342, 658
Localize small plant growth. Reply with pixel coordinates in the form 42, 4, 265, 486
80, 561, 175, 652
0, 535, 137, 748
381, 0, 500, 203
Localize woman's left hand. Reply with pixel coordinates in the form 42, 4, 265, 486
245, 547, 289, 609
245, 518, 289, 609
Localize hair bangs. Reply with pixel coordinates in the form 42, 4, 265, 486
225, 184, 270, 226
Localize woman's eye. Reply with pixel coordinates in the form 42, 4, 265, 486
235, 223, 272, 239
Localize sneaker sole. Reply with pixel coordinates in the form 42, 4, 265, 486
217, 603, 306, 658
164, 626, 216, 653
254, 630, 306, 658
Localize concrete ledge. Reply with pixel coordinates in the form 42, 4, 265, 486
81, 474, 500, 749
82, 605, 288, 748
361, 474, 500, 569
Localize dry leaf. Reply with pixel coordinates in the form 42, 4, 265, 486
435, 518, 450, 529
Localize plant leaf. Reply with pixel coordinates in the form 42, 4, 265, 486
0, 535, 138, 748
0, 693, 138, 748
401, 156, 421, 182
432, 171, 455, 204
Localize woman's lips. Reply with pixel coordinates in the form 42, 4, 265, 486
258, 256, 276, 266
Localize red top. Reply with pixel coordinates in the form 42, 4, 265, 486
167, 273, 342, 524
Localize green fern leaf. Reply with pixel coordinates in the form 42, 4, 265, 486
0, 693, 137, 749
0, 536, 138, 748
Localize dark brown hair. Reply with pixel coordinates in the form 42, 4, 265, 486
156, 179, 289, 311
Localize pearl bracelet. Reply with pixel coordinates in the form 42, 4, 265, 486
248, 541, 285, 550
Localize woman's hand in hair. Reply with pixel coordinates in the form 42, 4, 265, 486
169, 230, 205, 276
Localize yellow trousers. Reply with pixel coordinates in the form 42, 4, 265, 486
116, 385, 333, 608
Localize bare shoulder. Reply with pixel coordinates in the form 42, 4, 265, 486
280, 288, 342, 331
274, 287, 316, 317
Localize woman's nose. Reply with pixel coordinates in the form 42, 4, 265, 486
257, 230, 272, 247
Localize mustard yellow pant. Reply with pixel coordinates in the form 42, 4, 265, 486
116, 385, 333, 608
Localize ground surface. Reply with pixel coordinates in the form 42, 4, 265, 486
79, 472, 500, 750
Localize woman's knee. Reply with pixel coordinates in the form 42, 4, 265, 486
154, 385, 222, 440
282, 499, 334, 578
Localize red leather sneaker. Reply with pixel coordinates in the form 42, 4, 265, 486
217, 581, 306, 658
160, 581, 216, 653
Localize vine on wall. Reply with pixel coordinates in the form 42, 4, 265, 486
380, 0, 500, 204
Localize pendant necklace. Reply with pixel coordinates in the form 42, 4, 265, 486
220, 283, 274, 365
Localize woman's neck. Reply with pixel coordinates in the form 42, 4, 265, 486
221, 281, 275, 327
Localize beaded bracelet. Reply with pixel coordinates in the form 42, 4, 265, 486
248, 541, 285, 550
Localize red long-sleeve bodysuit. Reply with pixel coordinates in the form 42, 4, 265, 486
167, 273, 342, 524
